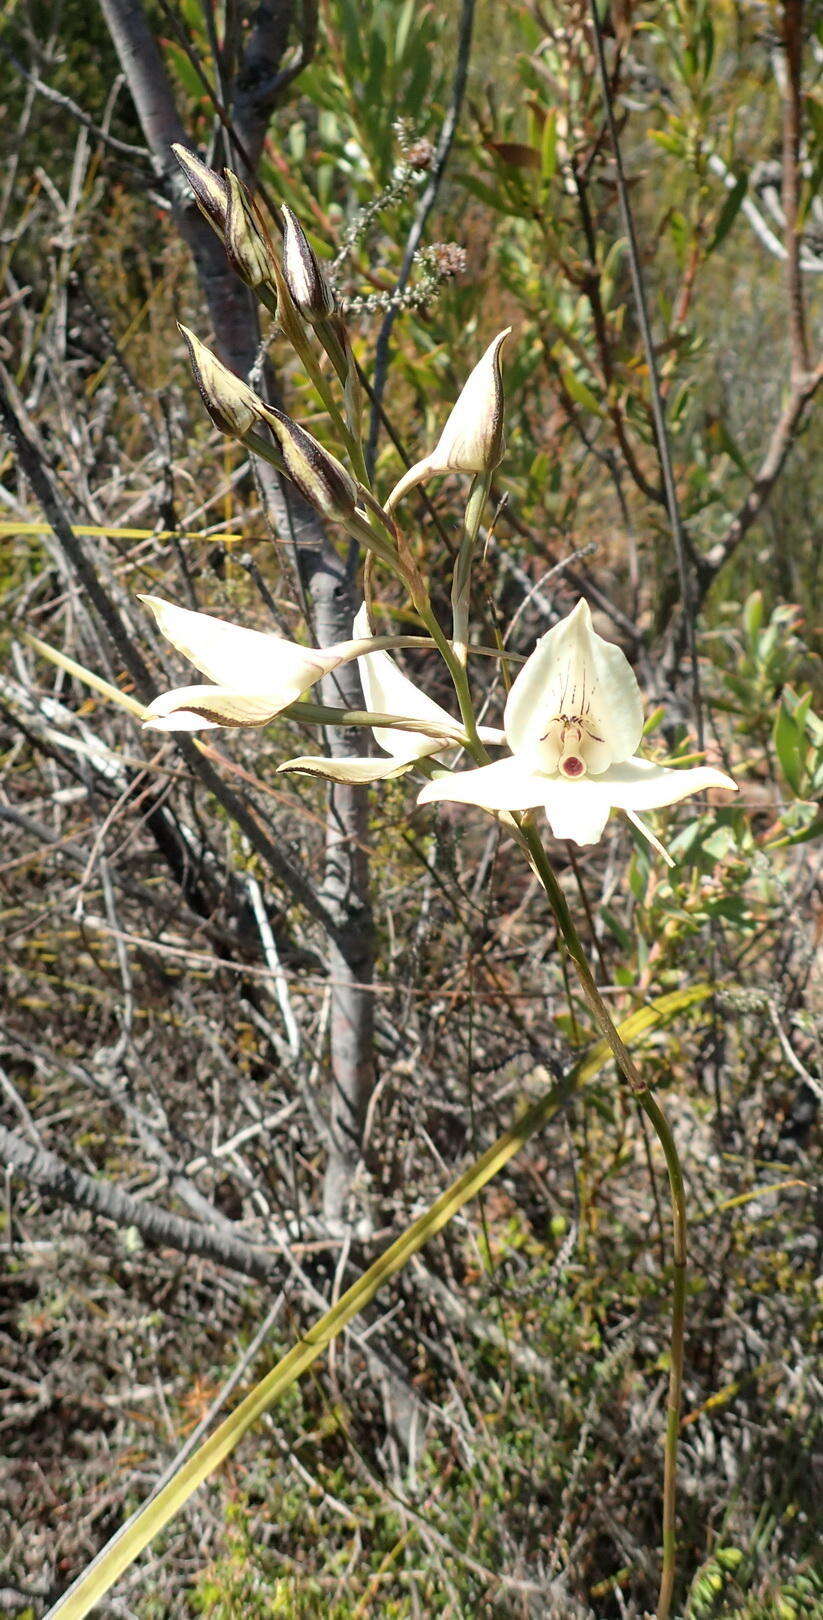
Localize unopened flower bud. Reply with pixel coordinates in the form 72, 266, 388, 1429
386, 328, 512, 511
179, 324, 264, 438
281, 206, 336, 320
266, 408, 359, 521
172, 145, 229, 236
224, 171, 275, 289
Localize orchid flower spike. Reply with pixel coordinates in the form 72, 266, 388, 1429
386, 329, 511, 512
278, 606, 504, 784
417, 599, 738, 859
140, 597, 393, 733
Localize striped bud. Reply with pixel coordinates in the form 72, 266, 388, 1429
171, 145, 229, 235
266, 409, 358, 521
179, 325, 264, 438
224, 171, 274, 290
281, 206, 336, 320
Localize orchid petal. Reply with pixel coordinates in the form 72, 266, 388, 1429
417, 755, 550, 812
504, 599, 643, 774
143, 686, 283, 731
541, 759, 737, 846
593, 759, 738, 811
140, 595, 331, 694
352, 604, 460, 761
430, 328, 510, 473
385, 329, 510, 510
541, 780, 612, 845
383, 457, 436, 513
278, 755, 412, 784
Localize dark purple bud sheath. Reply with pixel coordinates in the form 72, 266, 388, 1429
281, 205, 336, 321
223, 171, 275, 290
265, 407, 359, 520
171, 145, 229, 236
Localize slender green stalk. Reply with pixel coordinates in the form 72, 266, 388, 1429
451, 472, 492, 661
258, 285, 368, 479
518, 817, 687, 1620
416, 599, 488, 758
288, 700, 468, 744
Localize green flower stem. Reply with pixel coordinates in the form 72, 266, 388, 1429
416, 601, 489, 761
287, 700, 468, 745
518, 816, 687, 1620
451, 473, 493, 663
46, 985, 708, 1620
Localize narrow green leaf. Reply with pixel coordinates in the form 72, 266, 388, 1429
540, 108, 557, 181
773, 699, 803, 794
743, 590, 764, 647
559, 366, 604, 417
708, 171, 748, 255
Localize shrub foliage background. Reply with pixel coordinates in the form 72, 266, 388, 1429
0, 1, 820, 1615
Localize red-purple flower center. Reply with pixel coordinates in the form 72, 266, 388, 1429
561, 755, 585, 777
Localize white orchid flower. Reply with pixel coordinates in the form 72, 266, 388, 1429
417, 599, 738, 858
279, 606, 504, 784
386, 329, 511, 512
139, 596, 405, 733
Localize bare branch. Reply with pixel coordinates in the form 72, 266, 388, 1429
1, 1120, 280, 1282
781, 0, 811, 380
232, 0, 319, 165
697, 361, 823, 590
587, 2, 703, 744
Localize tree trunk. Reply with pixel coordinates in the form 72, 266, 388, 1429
309, 549, 375, 1223
98, 0, 375, 1224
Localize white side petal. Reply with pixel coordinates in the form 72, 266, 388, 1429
540, 759, 737, 846
594, 759, 738, 811
504, 599, 644, 771
140, 595, 329, 693
277, 755, 411, 784
143, 686, 283, 731
417, 756, 550, 812
352, 604, 462, 761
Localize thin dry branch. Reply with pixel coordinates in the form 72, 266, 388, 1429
698, 360, 823, 590
781, 0, 811, 381
1, 1121, 280, 1281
